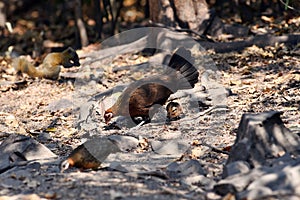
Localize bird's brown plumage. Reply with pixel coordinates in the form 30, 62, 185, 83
104, 47, 199, 124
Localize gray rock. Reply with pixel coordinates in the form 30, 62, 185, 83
0, 134, 57, 173
239, 187, 273, 200
182, 175, 216, 190
216, 111, 300, 198
215, 159, 300, 199
26, 162, 41, 171
214, 167, 267, 195
0, 194, 42, 200
151, 140, 189, 156
109, 162, 129, 173
245, 164, 300, 198
108, 135, 139, 151
166, 159, 206, 179
213, 183, 238, 196
0, 177, 23, 189
37, 132, 52, 142
227, 111, 300, 167
22, 141, 57, 161
222, 161, 250, 178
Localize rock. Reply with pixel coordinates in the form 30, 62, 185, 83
241, 164, 300, 199
0, 154, 10, 174
26, 162, 41, 171
22, 141, 57, 161
109, 162, 129, 173
76, 101, 99, 131
25, 179, 40, 188
213, 183, 238, 196
108, 135, 139, 151
226, 111, 300, 167
0, 194, 42, 200
0, 134, 57, 173
182, 174, 216, 190
37, 132, 52, 142
215, 111, 300, 199
109, 189, 127, 200
0, 177, 23, 189
215, 164, 271, 195
166, 159, 206, 179
216, 157, 300, 198
151, 140, 189, 156
222, 161, 250, 178
239, 187, 272, 200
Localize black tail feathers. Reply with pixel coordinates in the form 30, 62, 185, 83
168, 47, 199, 89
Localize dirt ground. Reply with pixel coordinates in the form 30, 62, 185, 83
0, 0, 299, 198
0, 37, 299, 199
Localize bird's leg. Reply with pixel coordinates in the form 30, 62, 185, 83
103, 122, 121, 130
132, 116, 151, 125
136, 120, 145, 128
143, 116, 151, 124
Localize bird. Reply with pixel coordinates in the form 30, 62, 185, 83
166, 101, 183, 121
60, 137, 120, 172
104, 47, 199, 125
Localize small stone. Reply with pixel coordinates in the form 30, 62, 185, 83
151, 140, 189, 156
25, 179, 40, 188
37, 132, 51, 142
214, 183, 237, 196
41, 192, 56, 199
239, 187, 272, 200
27, 162, 41, 171
108, 135, 139, 151
166, 159, 206, 179
222, 161, 250, 178
109, 162, 128, 173
206, 192, 222, 200
182, 174, 216, 190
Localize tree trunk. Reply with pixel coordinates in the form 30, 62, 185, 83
149, 0, 176, 27
149, 0, 212, 35
75, 0, 89, 47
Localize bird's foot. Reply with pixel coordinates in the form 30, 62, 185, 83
103, 122, 121, 130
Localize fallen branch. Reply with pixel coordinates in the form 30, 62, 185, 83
200, 34, 300, 53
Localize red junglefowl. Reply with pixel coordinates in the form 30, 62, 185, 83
104, 47, 199, 124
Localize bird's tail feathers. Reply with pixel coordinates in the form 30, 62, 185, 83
167, 47, 199, 89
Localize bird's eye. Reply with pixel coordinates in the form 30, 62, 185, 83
60, 160, 70, 172
105, 113, 113, 119
62, 163, 67, 169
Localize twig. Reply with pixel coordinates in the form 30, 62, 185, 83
188, 105, 229, 121
279, 0, 299, 11
198, 142, 230, 155
148, 21, 214, 42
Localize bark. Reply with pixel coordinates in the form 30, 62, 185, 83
75, 0, 89, 47
149, 0, 176, 27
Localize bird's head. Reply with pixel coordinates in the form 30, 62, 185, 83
104, 110, 114, 124
166, 102, 182, 119
60, 159, 71, 173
